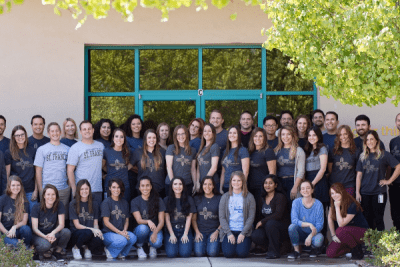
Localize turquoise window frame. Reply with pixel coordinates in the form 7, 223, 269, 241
84, 45, 317, 126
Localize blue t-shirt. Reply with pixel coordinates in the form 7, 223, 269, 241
291, 198, 324, 234
197, 143, 220, 184
306, 146, 328, 172
389, 136, 400, 184
298, 137, 307, 150
60, 138, 77, 147
69, 199, 100, 232
0, 137, 10, 154
222, 147, 249, 187
127, 137, 143, 152
329, 148, 361, 188
66, 141, 104, 193
323, 133, 336, 153
189, 137, 201, 152
356, 151, 399, 195
276, 148, 295, 178
166, 145, 197, 185
101, 197, 130, 233
0, 195, 29, 230
163, 196, 196, 228
28, 135, 50, 151
5, 147, 36, 193
248, 148, 276, 189
0, 151, 7, 195
267, 138, 279, 149
34, 142, 69, 191
130, 196, 166, 225
103, 148, 130, 187
215, 129, 228, 159
228, 192, 244, 231
31, 202, 66, 235
354, 136, 385, 151
194, 195, 221, 234
96, 138, 111, 149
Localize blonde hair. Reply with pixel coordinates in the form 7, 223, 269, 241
62, 118, 78, 139
274, 126, 298, 160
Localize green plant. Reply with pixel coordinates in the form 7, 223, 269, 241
0, 234, 37, 267
364, 227, 400, 266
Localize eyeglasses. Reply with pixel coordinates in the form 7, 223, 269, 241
264, 124, 277, 128
14, 133, 25, 138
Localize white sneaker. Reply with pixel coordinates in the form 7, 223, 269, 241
117, 253, 126, 260
104, 247, 113, 259
84, 248, 92, 259
72, 247, 82, 260
149, 247, 157, 258
137, 247, 147, 259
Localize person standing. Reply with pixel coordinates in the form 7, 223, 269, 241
60, 118, 78, 147
311, 109, 326, 134
0, 115, 10, 154
0, 116, 9, 194
295, 115, 311, 149
0, 149, 6, 195
354, 115, 385, 151
239, 111, 254, 148
323, 111, 339, 152
157, 122, 172, 151
197, 124, 220, 188
123, 114, 144, 152
276, 110, 294, 136
209, 110, 227, 178
28, 115, 50, 150
263, 115, 279, 149
34, 122, 71, 220
388, 113, 400, 230
188, 118, 205, 152
67, 121, 104, 204
94, 119, 115, 149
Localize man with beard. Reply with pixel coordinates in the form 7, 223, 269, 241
0, 116, 10, 154
323, 111, 339, 152
388, 113, 400, 230
276, 110, 294, 136
354, 115, 385, 150
28, 115, 50, 151
239, 111, 254, 148
312, 109, 327, 134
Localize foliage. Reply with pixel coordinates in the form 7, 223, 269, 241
0, 234, 37, 267
263, 0, 400, 106
364, 227, 400, 266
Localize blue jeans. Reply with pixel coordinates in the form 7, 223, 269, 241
194, 231, 220, 257
4, 225, 32, 248
221, 231, 251, 258
164, 228, 193, 258
26, 191, 38, 225
288, 224, 324, 248
103, 231, 137, 258
134, 225, 163, 249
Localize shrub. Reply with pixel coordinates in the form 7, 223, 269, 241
364, 227, 400, 266
0, 234, 37, 267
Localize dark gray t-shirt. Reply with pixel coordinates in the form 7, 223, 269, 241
0, 195, 29, 230
28, 136, 50, 151
166, 145, 197, 185
69, 199, 99, 233
389, 136, 400, 184
222, 147, 249, 187
216, 129, 228, 159
31, 202, 66, 235
276, 148, 295, 177
267, 138, 278, 149
163, 196, 196, 228
356, 151, 399, 195
101, 197, 130, 233
5, 147, 36, 193
329, 148, 361, 188
249, 148, 276, 189
194, 195, 221, 234
130, 196, 166, 225
198, 143, 220, 184
306, 146, 328, 172
103, 148, 130, 184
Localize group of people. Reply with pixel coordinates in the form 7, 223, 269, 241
0, 109, 399, 261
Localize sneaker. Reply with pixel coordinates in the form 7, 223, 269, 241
287, 251, 300, 259
149, 247, 157, 258
104, 247, 114, 259
72, 247, 82, 260
84, 248, 92, 259
309, 248, 318, 258
346, 253, 352, 258
351, 244, 364, 260
137, 247, 147, 259
265, 252, 280, 259
117, 253, 126, 260
53, 251, 65, 262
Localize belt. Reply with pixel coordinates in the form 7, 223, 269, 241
281, 176, 294, 179
174, 224, 185, 229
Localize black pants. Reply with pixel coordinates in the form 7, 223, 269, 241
69, 229, 104, 254
361, 193, 387, 231
251, 220, 287, 256
389, 184, 400, 230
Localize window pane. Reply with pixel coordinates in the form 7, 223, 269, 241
89, 50, 135, 92
90, 96, 135, 126
140, 50, 198, 90
267, 49, 313, 91
203, 49, 261, 90
143, 101, 196, 128
266, 95, 313, 120
205, 100, 258, 128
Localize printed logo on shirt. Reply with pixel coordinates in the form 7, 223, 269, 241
199, 207, 218, 220
173, 208, 186, 221
336, 157, 352, 170
40, 218, 54, 229
3, 208, 15, 221
176, 155, 191, 166
110, 159, 127, 171
111, 205, 126, 220
79, 207, 94, 222
141, 210, 149, 220
392, 145, 400, 157
34, 143, 38, 149
277, 156, 293, 166
250, 160, 260, 167
262, 206, 272, 215
45, 151, 68, 161
83, 148, 103, 160
16, 159, 33, 170
146, 159, 155, 172
223, 158, 239, 168
197, 156, 209, 166
363, 160, 379, 174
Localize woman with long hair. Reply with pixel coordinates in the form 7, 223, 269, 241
356, 130, 400, 231
94, 118, 116, 149
166, 125, 197, 195
31, 184, 71, 261
101, 178, 137, 259
60, 118, 78, 147
287, 180, 324, 259
326, 183, 368, 260
295, 115, 311, 149
274, 126, 305, 206
164, 177, 196, 258
5, 125, 38, 213
69, 179, 103, 260
197, 123, 220, 190
251, 175, 290, 259
0, 176, 31, 248
192, 176, 221, 257
220, 125, 250, 193
219, 171, 255, 258
248, 127, 276, 205
131, 177, 165, 259
188, 118, 205, 151
122, 114, 144, 151
328, 125, 361, 196
157, 122, 171, 150
130, 129, 166, 197
103, 128, 132, 202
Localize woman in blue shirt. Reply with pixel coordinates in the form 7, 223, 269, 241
188, 118, 205, 152
94, 119, 116, 149
60, 118, 78, 147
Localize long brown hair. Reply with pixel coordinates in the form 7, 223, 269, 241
173, 125, 192, 156
333, 125, 357, 155
248, 127, 268, 154
141, 129, 162, 171
197, 123, 217, 156
360, 130, 383, 161
156, 122, 172, 146
329, 183, 362, 221
188, 118, 205, 139
222, 125, 242, 163
6, 176, 28, 225
74, 179, 93, 215
274, 126, 298, 160
228, 171, 248, 197
10, 125, 28, 160
110, 128, 130, 165
40, 184, 60, 213
295, 115, 311, 135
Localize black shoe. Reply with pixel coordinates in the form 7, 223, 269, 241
32, 253, 40, 261
265, 252, 280, 259
287, 251, 300, 259
351, 244, 364, 260
53, 251, 65, 262
309, 247, 318, 258
251, 247, 267, 255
